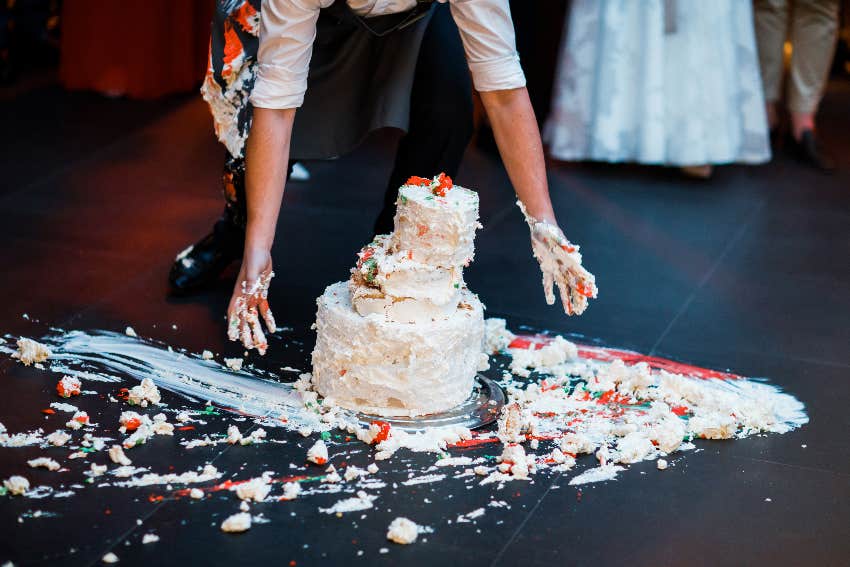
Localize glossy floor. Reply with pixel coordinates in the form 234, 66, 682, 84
0, 80, 848, 566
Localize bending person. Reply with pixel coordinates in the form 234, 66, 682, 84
222, 0, 597, 353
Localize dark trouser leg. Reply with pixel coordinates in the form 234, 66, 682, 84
168, 153, 247, 293
222, 152, 248, 229
373, 4, 474, 235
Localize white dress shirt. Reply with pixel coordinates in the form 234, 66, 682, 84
250, 0, 526, 109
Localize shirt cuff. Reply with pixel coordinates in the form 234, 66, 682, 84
248, 63, 308, 109
468, 54, 527, 92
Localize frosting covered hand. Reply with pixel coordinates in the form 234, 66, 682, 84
227, 250, 276, 355
518, 200, 598, 316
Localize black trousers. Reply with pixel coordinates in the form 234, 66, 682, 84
223, 3, 473, 236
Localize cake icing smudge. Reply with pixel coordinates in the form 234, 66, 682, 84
0, 321, 808, 548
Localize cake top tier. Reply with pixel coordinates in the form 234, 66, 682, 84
391, 174, 481, 268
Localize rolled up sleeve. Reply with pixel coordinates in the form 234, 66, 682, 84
448, 0, 526, 92
250, 0, 330, 109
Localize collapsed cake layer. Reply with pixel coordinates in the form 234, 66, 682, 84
391, 179, 480, 268
312, 281, 488, 417
351, 234, 463, 323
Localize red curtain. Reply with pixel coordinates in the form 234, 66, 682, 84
60, 0, 214, 99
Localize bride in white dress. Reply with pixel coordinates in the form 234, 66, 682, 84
544, 0, 771, 177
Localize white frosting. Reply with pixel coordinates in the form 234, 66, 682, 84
350, 286, 460, 324
312, 282, 485, 417
313, 177, 485, 416
391, 184, 480, 267
350, 234, 463, 323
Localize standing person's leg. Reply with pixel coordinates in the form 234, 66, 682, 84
787, 0, 839, 135
753, 0, 790, 130
786, 0, 839, 170
373, 4, 474, 235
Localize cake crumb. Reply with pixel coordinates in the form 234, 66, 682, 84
307, 439, 328, 465
280, 482, 301, 501
108, 445, 132, 466
221, 512, 252, 533
102, 552, 119, 563
3, 476, 29, 496
46, 430, 71, 447
127, 378, 160, 407
15, 338, 51, 366
56, 376, 82, 398
657, 459, 668, 470
28, 457, 60, 471
387, 517, 421, 544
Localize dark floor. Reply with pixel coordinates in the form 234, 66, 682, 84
0, 79, 849, 567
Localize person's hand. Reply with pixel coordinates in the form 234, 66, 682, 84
227, 247, 276, 355
517, 200, 598, 316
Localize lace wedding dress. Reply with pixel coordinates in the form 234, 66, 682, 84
544, 0, 771, 166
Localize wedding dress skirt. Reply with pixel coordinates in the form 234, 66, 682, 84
544, 0, 771, 166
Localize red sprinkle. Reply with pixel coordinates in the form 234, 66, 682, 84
405, 176, 431, 186
433, 172, 453, 196
370, 421, 391, 444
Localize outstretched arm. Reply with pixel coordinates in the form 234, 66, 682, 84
479, 88, 555, 223
449, 1, 597, 315
479, 88, 598, 315
226, 108, 295, 354
226, 0, 323, 353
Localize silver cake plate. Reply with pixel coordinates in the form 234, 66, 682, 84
354, 374, 505, 432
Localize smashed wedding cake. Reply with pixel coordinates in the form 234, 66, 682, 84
312, 174, 489, 416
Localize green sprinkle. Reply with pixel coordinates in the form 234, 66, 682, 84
363, 258, 378, 283
81, 447, 96, 453
453, 283, 460, 289
320, 431, 331, 441
203, 405, 220, 415
400, 195, 408, 204
0, 487, 7, 496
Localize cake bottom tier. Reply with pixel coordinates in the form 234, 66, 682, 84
312, 281, 487, 417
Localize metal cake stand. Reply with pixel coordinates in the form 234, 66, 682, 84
354, 374, 505, 432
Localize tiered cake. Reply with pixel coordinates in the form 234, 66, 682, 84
311, 174, 488, 417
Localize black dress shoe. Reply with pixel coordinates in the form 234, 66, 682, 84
168, 215, 245, 294
793, 130, 835, 172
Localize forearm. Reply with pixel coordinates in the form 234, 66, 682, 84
479, 88, 556, 224
244, 107, 296, 252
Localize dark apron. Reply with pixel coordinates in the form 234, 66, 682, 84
202, 0, 434, 161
